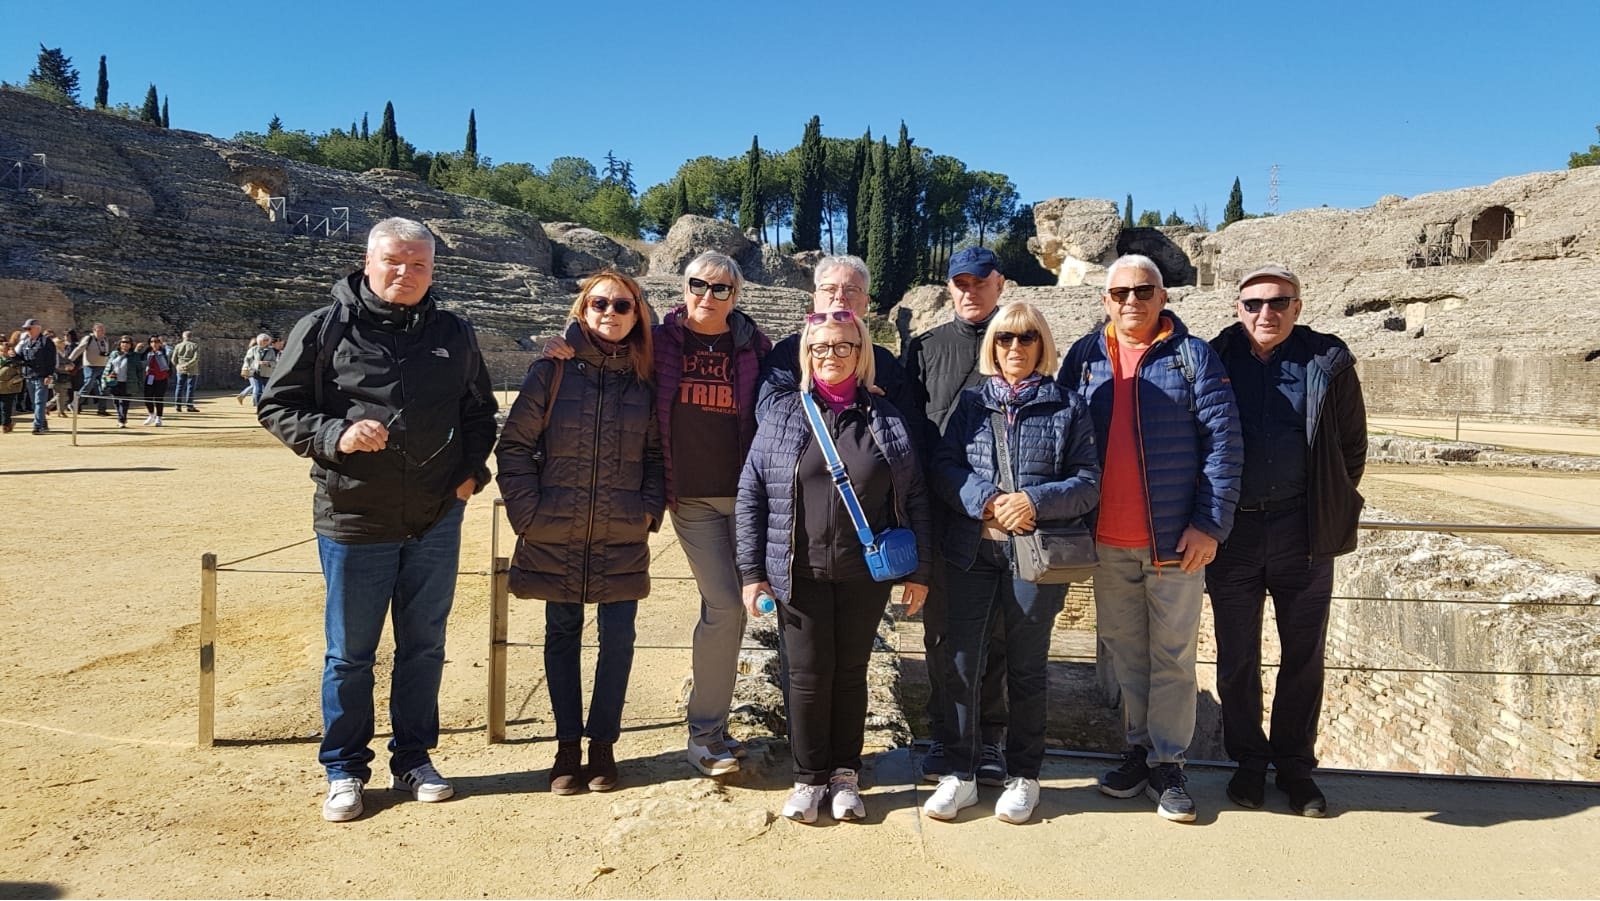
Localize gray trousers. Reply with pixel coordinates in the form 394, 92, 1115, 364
673, 496, 747, 741
1094, 542, 1205, 766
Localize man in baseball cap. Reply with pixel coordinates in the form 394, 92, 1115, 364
15, 318, 55, 434
1207, 264, 1367, 817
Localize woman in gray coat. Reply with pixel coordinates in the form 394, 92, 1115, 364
495, 271, 665, 795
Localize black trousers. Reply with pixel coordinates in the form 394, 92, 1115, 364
781, 575, 891, 785
1205, 507, 1335, 779
924, 548, 1009, 747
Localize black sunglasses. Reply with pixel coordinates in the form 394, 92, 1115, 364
383, 407, 456, 468
995, 331, 1040, 348
805, 310, 855, 326
1241, 297, 1297, 314
687, 277, 734, 301
1108, 285, 1158, 302
588, 296, 634, 315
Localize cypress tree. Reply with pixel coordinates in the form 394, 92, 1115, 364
846, 128, 869, 257
1222, 176, 1245, 226
1123, 193, 1134, 229
28, 45, 80, 105
140, 84, 160, 123
890, 122, 919, 300
671, 177, 689, 223
464, 109, 477, 163
360, 113, 369, 141
379, 102, 400, 169
94, 55, 108, 109
350, 119, 359, 137
739, 135, 763, 239
865, 140, 892, 310
161, 96, 169, 128
792, 115, 825, 252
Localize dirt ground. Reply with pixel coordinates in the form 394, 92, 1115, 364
3, 397, 1600, 899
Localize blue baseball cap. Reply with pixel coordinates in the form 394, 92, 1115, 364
948, 246, 1000, 280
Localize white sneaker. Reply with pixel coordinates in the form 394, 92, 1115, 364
322, 777, 364, 822
781, 782, 829, 824
687, 735, 740, 776
391, 762, 454, 802
995, 776, 1040, 824
142, 414, 155, 425
922, 774, 977, 821
829, 768, 865, 821
153, 415, 163, 427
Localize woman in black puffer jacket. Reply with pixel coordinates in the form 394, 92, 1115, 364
495, 270, 665, 796
925, 302, 1100, 825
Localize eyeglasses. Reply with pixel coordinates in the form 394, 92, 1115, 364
687, 278, 734, 301
807, 342, 860, 359
805, 310, 856, 326
384, 408, 456, 468
1107, 285, 1159, 302
587, 296, 635, 315
816, 284, 865, 298
995, 331, 1040, 348
1241, 297, 1297, 314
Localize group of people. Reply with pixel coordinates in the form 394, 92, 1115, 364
0, 322, 206, 430
256, 216, 1366, 829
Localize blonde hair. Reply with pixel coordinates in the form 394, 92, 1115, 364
978, 302, 1058, 378
798, 315, 875, 391
568, 270, 654, 383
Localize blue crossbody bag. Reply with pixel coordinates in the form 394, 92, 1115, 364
800, 392, 919, 582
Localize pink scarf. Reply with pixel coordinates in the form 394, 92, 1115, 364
812, 374, 857, 414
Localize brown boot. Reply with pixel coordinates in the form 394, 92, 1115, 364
550, 740, 584, 795
586, 741, 618, 792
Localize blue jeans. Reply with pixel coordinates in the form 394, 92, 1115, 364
175, 373, 198, 406
26, 378, 48, 431
316, 500, 465, 783
943, 540, 1066, 780
545, 600, 638, 743
250, 375, 269, 407
80, 365, 106, 412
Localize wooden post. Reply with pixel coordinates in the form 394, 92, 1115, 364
487, 555, 509, 744
199, 552, 217, 747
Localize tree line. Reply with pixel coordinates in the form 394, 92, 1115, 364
6, 45, 171, 127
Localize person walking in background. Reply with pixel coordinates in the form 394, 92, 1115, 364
103, 336, 136, 428
51, 334, 77, 420
171, 330, 201, 412
0, 334, 23, 433
496, 271, 664, 796
138, 335, 173, 426
69, 323, 111, 416
240, 334, 278, 407
924, 302, 1100, 825
736, 310, 932, 824
1207, 265, 1367, 818
15, 318, 56, 435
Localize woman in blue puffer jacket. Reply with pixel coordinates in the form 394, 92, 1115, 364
925, 302, 1101, 825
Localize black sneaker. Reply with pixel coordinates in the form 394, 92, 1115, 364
1146, 763, 1197, 822
1277, 775, 1327, 817
920, 741, 952, 783
976, 743, 1007, 787
1098, 747, 1151, 798
1227, 767, 1266, 809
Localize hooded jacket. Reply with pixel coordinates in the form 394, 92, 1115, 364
496, 321, 666, 603
258, 272, 497, 543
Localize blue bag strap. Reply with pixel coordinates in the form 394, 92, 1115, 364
800, 391, 879, 549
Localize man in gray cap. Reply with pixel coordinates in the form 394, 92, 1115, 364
1207, 265, 1367, 817
15, 319, 57, 434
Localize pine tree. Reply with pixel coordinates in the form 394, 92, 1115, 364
865, 140, 893, 311
360, 113, 369, 141
739, 135, 763, 239
464, 109, 478, 164
161, 96, 169, 128
94, 55, 108, 108
268, 114, 283, 133
427, 154, 451, 188
846, 128, 870, 257
140, 84, 160, 123
379, 102, 400, 169
27, 45, 80, 105
1123, 193, 1134, 229
792, 115, 825, 252
1222, 177, 1245, 226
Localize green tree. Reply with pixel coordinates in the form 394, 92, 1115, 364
320, 129, 380, 172
26, 45, 80, 105
268, 114, 283, 133
582, 182, 642, 238
792, 115, 825, 251
739, 135, 763, 239
360, 113, 369, 141
1123, 193, 1134, 229
993, 203, 1056, 287
674, 177, 689, 222
464, 109, 477, 164
140, 84, 160, 123
865, 139, 893, 310
378, 102, 400, 169
161, 96, 169, 128
846, 128, 870, 256
966, 171, 1018, 247
93, 55, 107, 108
1569, 125, 1600, 167
601, 150, 636, 195
1222, 177, 1245, 227
427, 153, 452, 189
1136, 210, 1162, 227
889, 122, 921, 298
1164, 209, 1186, 226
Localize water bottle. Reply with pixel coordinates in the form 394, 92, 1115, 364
755, 591, 777, 615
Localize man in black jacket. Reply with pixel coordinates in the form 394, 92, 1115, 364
1207, 265, 1366, 818
15, 318, 56, 434
259, 217, 497, 823
900, 246, 1010, 785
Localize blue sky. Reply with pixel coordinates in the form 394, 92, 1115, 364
6, 0, 1598, 222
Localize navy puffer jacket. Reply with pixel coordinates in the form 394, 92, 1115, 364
1057, 311, 1242, 562
735, 388, 933, 601
933, 378, 1102, 570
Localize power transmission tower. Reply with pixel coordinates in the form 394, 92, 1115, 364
1267, 163, 1280, 215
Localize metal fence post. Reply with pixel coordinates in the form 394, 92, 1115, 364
488, 555, 510, 744
199, 553, 217, 747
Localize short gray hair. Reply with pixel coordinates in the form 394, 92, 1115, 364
1104, 254, 1164, 290
367, 217, 436, 254
813, 254, 870, 291
684, 251, 744, 297
256, 332, 272, 342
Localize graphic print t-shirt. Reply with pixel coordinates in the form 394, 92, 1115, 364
672, 331, 741, 498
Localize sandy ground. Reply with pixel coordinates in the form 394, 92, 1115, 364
3, 397, 1600, 899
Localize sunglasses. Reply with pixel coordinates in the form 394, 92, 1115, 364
1241, 297, 1297, 314
587, 296, 634, 316
807, 341, 860, 359
1107, 285, 1158, 302
805, 310, 856, 326
384, 407, 456, 468
995, 331, 1040, 348
687, 278, 734, 301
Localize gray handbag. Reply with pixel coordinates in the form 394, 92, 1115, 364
990, 410, 1097, 584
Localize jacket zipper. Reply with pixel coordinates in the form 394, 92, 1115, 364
582, 366, 605, 600
1126, 335, 1165, 567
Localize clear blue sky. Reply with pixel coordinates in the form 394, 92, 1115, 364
6, 0, 1598, 223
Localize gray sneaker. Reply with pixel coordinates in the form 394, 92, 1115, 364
828, 768, 865, 821
1145, 763, 1197, 822
391, 762, 454, 802
782, 782, 829, 824
687, 735, 740, 776
322, 777, 364, 822
976, 743, 1007, 787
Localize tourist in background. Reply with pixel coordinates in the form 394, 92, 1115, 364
1207, 265, 1368, 818
171, 330, 201, 412
240, 333, 278, 407
736, 310, 932, 824
924, 302, 1100, 825
103, 336, 136, 427
69, 323, 111, 416
138, 335, 173, 426
496, 270, 664, 795
0, 334, 22, 433
15, 318, 55, 435
51, 334, 76, 419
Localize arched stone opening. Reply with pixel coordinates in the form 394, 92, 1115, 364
1468, 206, 1515, 260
